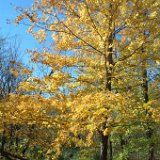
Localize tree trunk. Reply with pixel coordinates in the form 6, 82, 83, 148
101, 134, 109, 160
1, 130, 6, 152
142, 69, 148, 103
101, 3, 113, 159
142, 42, 155, 160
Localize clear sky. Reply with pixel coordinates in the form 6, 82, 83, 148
0, 0, 41, 64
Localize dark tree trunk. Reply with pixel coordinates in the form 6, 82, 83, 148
142, 69, 148, 103
101, 134, 109, 160
101, 38, 113, 160
101, 30, 113, 160
142, 38, 155, 160
101, 3, 113, 159
1, 130, 6, 152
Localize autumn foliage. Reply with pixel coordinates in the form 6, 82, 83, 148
0, 0, 160, 160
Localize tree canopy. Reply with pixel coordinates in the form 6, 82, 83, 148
0, 0, 160, 160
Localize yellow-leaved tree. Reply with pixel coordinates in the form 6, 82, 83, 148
1, 0, 160, 160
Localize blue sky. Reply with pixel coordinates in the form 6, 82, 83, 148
0, 0, 41, 64
0, 1, 73, 78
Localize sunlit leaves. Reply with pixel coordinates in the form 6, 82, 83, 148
1, 0, 159, 159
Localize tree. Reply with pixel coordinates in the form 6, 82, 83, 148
0, 35, 31, 160
1, 0, 160, 159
